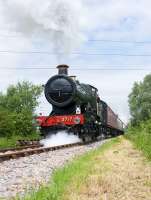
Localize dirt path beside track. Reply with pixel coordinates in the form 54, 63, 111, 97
67, 138, 151, 200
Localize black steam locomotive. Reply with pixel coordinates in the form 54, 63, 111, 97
37, 65, 124, 141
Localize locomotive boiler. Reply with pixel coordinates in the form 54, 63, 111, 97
37, 65, 124, 141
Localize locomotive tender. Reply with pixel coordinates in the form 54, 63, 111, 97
37, 65, 124, 141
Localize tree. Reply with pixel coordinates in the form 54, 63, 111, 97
0, 81, 43, 137
129, 74, 151, 125
0, 81, 42, 113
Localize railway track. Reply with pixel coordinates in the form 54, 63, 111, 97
16, 140, 40, 146
0, 142, 82, 163
0, 144, 43, 153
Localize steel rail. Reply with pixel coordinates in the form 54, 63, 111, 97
16, 140, 40, 146
0, 144, 43, 153
0, 142, 82, 163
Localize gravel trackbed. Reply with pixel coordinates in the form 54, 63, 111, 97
0, 140, 106, 199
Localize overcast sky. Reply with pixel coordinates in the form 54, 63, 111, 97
0, 0, 151, 123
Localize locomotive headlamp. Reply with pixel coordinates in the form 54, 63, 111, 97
74, 117, 81, 124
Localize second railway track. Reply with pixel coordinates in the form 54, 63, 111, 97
0, 144, 42, 153
0, 142, 83, 163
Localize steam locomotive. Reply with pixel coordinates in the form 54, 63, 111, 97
37, 65, 124, 142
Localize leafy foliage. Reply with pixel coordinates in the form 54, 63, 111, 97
0, 109, 15, 137
0, 81, 42, 138
125, 119, 151, 160
0, 81, 42, 113
127, 73, 151, 160
128, 74, 151, 125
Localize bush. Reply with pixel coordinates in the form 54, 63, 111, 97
13, 110, 37, 136
0, 109, 16, 137
125, 119, 151, 160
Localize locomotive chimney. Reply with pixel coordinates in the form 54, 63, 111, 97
57, 64, 69, 75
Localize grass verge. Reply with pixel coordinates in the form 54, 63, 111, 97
0, 133, 41, 149
125, 119, 151, 160
16, 137, 120, 200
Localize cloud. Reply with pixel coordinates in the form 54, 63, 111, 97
0, 0, 87, 54
1, 0, 151, 39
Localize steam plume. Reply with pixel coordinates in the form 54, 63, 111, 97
40, 131, 81, 147
1, 0, 85, 53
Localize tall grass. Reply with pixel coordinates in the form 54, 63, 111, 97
125, 119, 151, 160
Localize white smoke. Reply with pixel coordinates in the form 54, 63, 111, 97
1, 0, 86, 53
40, 131, 81, 147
